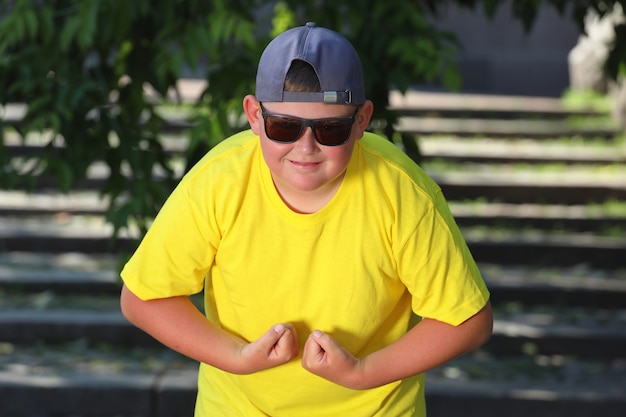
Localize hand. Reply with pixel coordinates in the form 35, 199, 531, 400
302, 330, 364, 389
239, 323, 299, 373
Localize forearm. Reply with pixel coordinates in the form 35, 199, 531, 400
120, 284, 248, 373
355, 302, 493, 389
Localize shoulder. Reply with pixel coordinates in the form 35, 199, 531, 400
358, 132, 421, 173
180, 129, 259, 185
162, 130, 261, 224
186, 130, 257, 173
356, 132, 441, 197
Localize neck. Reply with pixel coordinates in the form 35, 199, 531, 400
272, 173, 345, 214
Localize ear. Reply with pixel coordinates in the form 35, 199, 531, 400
243, 95, 262, 136
354, 100, 374, 140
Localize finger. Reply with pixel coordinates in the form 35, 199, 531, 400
259, 324, 288, 348
281, 323, 298, 341
275, 324, 298, 350
274, 334, 298, 363
303, 331, 322, 353
252, 323, 287, 353
268, 324, 300, 362
310, 330, 335, 353
302, 331, 328, 369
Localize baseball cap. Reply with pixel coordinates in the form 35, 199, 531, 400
255, 22, 365, 105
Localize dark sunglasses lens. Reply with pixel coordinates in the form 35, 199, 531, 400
314, 120, 351, 146
265, 116, 302, 142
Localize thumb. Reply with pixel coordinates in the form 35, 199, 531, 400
303, 330, 332, 362
310, 330, 334, 351
302, 330, 344, 373
270, 323, 290, 341
257, 324, 288, 350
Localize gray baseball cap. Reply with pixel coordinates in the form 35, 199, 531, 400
255, 22, 365, 105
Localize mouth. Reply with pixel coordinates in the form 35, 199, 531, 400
290, 160, 321, 169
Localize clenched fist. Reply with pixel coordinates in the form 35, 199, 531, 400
239, 323, 299, 373
302, 330, 365, 389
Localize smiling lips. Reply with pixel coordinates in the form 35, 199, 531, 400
290, 160, 322, 169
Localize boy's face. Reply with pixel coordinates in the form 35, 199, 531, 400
244, 97, 372, 211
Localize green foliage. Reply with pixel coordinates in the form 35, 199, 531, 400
562, 88, 613, 113
0, 0, 258, 236
3, 0, 625, 239
0, 0, 462, 236
277, 0, 464, 161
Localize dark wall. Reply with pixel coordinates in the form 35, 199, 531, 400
430, 1, 581, 97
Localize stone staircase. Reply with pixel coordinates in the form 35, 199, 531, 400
1, 88, 626, 417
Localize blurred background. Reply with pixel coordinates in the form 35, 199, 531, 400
0, 1, 624, 416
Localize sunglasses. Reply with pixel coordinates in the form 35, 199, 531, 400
259, 102, 360, 146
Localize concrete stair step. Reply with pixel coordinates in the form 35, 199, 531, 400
488, 317, 626, 358
418, 136, 625, 164
388, 91, 620, 138
3, 191, 625, 233
466, 233, 626, 269
3, 251, 625, 306
0, 304, 623, 358
5, 142, 624, 205
4, 275, 625, 308
449, 202, 626, 233
5, 233, 624, 270
2, 85, 624, 416
0, 251, 123, 292
0, 369, 197, 417
429, 170, 626, 204
388, 90, 605, 119
0, 309, 155, 346
479, 264, 626, 308
0, 341, 197, 417
6, 129, 623, 161
0, 341, 623, 417
11, 168, 623, 203
425, 364, 626, 417
396, 117, 619, 139
1, 214, 624, 267
6, 138, 623, 167
0, 190, 108, 216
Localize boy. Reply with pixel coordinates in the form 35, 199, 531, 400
120, 22, 492, 416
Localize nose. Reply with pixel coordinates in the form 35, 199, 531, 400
294, 126, 319, 151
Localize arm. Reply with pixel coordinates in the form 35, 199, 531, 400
302, 301, 493, 390
120, 284, 299, 374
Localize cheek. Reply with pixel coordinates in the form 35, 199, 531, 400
325, 146, 354, 167
260, 138, 290, 164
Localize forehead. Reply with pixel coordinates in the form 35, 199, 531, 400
261, 101, 356, 118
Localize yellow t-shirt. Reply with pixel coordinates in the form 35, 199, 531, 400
121, 130, 489, 417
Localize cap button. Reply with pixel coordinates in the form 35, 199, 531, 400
305, 22, 317, 28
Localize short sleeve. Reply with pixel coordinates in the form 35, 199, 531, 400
398, 190, 490, 325
120, 180, 217, 300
